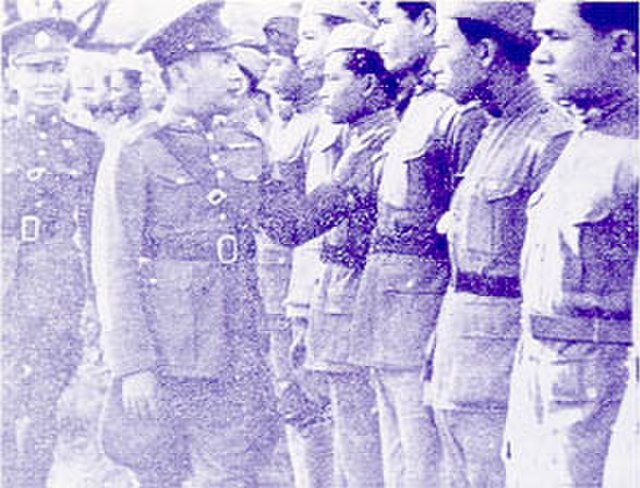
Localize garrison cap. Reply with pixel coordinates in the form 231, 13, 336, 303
263, 16, 300, 57
325, 23, 377, 55
231, 44, 269, 82
135, 0, 233, 68
437, 0, 536, 46
2, 17, 78, 67
301, 0, 378, 28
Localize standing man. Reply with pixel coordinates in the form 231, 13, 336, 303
2, 17, 103, 488
350, 1, 486, 486
94, 3, 277, 486
429, 1, 572, 486
506, 2, 638, 486
260, 24, 396, 487
259, 3, 378, 487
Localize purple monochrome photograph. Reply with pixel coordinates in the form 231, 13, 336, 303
1, 1, 638, 487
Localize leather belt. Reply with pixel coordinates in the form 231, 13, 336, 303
321, 243, 365, 271
370, 233, 447, 259
454, 272, 521, 298
529, 313, 632, 345
157, 232, 255, 263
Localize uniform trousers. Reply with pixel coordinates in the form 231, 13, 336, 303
101, 374, 278, 488
505, 323, 629, 488
372, 367, 440, 487
264, 315, 335, 488
327, 368, 384, 488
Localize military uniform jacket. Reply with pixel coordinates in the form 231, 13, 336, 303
3, 109, 102, 331
431, 80, 572, 409
260, 108, 396, 370
349, 86, 487, 369
95, 112, 266, 379
522, 96, 638, 343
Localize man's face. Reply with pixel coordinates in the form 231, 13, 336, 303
431, 17, 485, 103
109, 70, 141, 114
295, 14, 333, 79
319, 51, 367, 124
262, 52, 304, 101
8, 56, 69, 108
373, 0, 425, 73
531, 1, 616, 103
185, 51, 244, 115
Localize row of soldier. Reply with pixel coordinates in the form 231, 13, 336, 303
2, 0, 638, 487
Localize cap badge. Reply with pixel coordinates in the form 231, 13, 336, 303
34, 31, 52, 49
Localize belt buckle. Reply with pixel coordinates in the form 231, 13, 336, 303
216, 234, 238, 264
20, 215, 40, 242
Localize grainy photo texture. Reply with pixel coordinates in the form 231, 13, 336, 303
1, 0, 638, 487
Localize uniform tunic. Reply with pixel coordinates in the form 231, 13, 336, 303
506, 96, 638, 488
2, 109, 102, 487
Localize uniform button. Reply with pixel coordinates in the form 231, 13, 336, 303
175, 176, 187, 185
148, 278, 158, 285
205, 132, 215, 141
38, 131, 48, 140
62, 139, 74, 149
37, 149, 47, 157
215, 169, 226, 180
51, 115, 59, 124
185, 42, 195, 51
209, 153, 220, 163
406, 279, 416, 289
35, 200, 44, 208
219, 213, 228, 222
586, 387, 598, 400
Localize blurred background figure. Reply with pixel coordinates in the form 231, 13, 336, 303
65, 50, 110, 134
104, 52, 144, 127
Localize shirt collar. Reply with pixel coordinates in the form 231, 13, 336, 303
575, 94, 638, 137
19, 105, 62, 128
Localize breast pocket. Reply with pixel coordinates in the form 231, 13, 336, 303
467, 178, 527, 258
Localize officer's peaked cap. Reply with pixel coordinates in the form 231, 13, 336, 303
2, 17, 78, 67
136, 1, 234, 68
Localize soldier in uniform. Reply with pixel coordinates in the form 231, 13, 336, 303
1, 17, 103, 488
506, 2, 638, 486
94, 3, 277, 486
259, 3, 377, 487
348, 2, 486, 486
261, 24, 395, 487
429, 2, 573, 486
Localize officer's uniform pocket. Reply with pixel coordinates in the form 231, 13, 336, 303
147, 261, 196, 369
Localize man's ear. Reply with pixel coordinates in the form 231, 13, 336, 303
361, 72, 377, 97
608, 29, 637, 63
474, 37, 499, 69
418, 6, 437, 38
166, 62, 189, 92
5, 65, 19, 91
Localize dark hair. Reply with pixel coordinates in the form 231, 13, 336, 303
239, 65, 260, 93
456, 18, 534, 70
342, 48, 398, 102
396, 1, 434, 22
578, 2, 638, 58
321, 14, 352, 30
107, 68, 143, 90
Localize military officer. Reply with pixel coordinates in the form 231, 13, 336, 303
261, 24, 395, 487
429, 2, 573, 486
347, 2, 486, 486
2, 17, 103, 488
506, 2, 638, 486
93, 3, 277, 486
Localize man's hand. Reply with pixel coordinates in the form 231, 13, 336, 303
121, 370, 159, 419
334, 125, 393, 186
289, 318, 308, 369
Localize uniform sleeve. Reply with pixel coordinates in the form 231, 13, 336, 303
259, 177, 355, 246
99, 139, 157, 378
